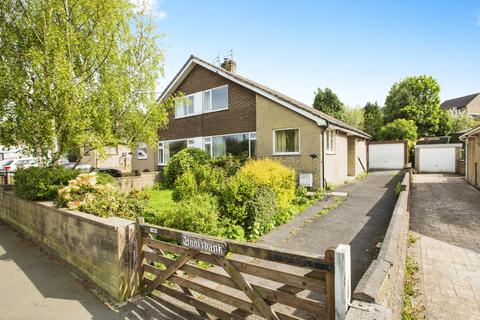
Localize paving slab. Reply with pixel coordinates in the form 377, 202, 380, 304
258, 170, 403, 289
410, 174, 480, 320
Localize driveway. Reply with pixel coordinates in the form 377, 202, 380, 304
409, 174, 480, 320
258, 171, 403, 289
0, 220, 187, 320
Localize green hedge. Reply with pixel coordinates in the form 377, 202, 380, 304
14, 166, 80, 201
163, 148, 210, 187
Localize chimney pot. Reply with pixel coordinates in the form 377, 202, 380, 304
220, 59, 237, 74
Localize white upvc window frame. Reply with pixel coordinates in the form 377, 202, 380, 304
202, 85, 229, 113
158, 142, 165, 165
175, 94, 195, 119
203, 131, 256, 158
325, 129, 336, 154
272, 128, 301, 156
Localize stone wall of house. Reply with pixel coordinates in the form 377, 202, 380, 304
0, 188, 138, 301
255, 94, 323, 189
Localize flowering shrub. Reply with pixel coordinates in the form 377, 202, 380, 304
56, 172, 149, 219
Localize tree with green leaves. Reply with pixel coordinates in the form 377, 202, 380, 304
446, 111, 480, 134
343, 106, 364, 130
384, 75, 441, 137
0, 0, 174, 164
363, 102, 383, 140
380, 119, 418, 148
313, 88, 345, 120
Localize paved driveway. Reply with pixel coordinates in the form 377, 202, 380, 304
258, 171, 403, 289
410, 174, 480, 320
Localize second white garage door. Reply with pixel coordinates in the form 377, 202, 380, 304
416, 145, 459, 173
368, 142, 406, 170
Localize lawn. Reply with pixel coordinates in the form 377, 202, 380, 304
146, 188, 176, 216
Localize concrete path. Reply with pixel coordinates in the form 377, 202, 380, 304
0, 220, 187, 320
258, 171, 403, 289
410, 174, 480, 320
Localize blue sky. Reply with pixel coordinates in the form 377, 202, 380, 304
147, 0, 480, 107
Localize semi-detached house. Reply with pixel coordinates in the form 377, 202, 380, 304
132, 55, 371, 189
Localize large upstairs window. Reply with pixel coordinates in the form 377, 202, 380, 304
203, 85, 228, 112
175, 95, 195, 118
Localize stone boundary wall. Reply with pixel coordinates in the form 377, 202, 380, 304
346, 169, 412, 320
0, 187, 138, 301
116, 171, 161, 193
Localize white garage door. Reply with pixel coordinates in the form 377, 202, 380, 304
419, 147, 456, 173
368, 143, 405, 170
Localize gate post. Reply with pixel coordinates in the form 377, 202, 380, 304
135, 217, 145, 295
325, 248, 335, 320
334, 244, 351, 320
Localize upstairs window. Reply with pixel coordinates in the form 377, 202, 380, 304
274, 129, 299, 154
203, 85, 228, 112
175, 95, 195, 118
326, 129, 336, 154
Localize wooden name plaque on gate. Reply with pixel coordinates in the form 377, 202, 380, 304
181, 234, 228, 256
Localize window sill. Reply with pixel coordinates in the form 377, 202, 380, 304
325, 151, 336, 155
203, 107, 229, 114
272, 152, 301, 156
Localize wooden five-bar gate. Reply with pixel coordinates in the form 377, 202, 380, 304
137, 219, 349, 320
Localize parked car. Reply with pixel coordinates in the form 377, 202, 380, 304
63, 162, 93, 172
2, 158, 38, 172
96, 168, 122, 178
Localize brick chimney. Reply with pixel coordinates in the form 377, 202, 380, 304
220, 58, 237, 73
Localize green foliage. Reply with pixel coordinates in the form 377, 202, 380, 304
380, 119, 418, 148
313, 88, 345, 120
0, 0, 171, 162
163, 148, 210, 187
56, 173, 149, 219
402, 254, 421, 320
172, 171, 197, 202
220, 173, 258, 226
244, 186, 278, 239
394, 182, 403, 196
446, 111, 480, 135
436, 110, 453, 136
220, 222, 245, 241
343, 106, 364, 130
293, 186, 309, 205
160, 194, 222, 237
236, 159, 296, 209
209, 155, 245, 177
363, 102, 384, 140
195, 164, 226, 196
384, 75, 441, 137
326, 182, 336, 191
96, 173, 117, 186
14, 166, 80, 201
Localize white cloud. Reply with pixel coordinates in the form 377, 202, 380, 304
130, 0, 167, 20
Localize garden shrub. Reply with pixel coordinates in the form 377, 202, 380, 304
219, 173, 258, 226
14, 166, 80, 201
161, 193, 221, 236
293, 186, 309, 205
194, 164, 226, 196
209, 154, 245, 177
244, 186, 278, 239
236, 159, 296, 209
56, 172, 149, 219
96, 172, 117, 186
220, 220, 245, 241
172, 171, 197, 201
163, 148, 210, 187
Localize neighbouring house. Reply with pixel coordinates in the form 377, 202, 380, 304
459, 125, 480, 188
440, 92, 480, 118
81, 145, 132, 173
133, 55, 370, 189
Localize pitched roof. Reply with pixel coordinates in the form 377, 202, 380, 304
160, 55, 371, 139
459, 124, 480, 140
440, 93, 479, 110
